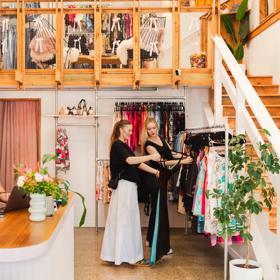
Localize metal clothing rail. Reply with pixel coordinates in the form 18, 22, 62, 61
185, 124, 226, 131
96, 96, 185, 100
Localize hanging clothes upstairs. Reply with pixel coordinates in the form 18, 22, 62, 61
1, 16, 17, 69
56, 128, 70, 172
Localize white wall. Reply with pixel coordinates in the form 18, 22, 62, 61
245, 0, 280, 85
245, 20, 280, 85
0, 87, 209, 227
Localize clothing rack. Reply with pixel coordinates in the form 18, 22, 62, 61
186, 123, 230, 280
186, 124, 226, 131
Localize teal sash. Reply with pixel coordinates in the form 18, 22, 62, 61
149, 191, 160, 265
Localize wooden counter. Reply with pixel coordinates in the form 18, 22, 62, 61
0, 194, 74, 280
0, 193, 73, 249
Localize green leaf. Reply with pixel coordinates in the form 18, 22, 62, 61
42, 154, 57, 165
73, 191, 87, 227
226, 43, 235, 54
262, 128, 271, 136
221, 14, 237, 44
234, 44, 244, 61
239, 13, 250, 44
236, 0, 248, 21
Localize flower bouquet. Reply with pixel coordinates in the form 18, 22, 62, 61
14, 154, 86, 226
190, 52, 207, 68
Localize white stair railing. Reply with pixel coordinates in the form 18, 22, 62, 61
213, 35, 280, 280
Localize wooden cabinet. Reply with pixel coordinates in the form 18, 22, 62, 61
0, 0, 218, 88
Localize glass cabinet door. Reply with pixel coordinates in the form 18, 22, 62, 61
25, 10, 57, 69
63, 5, 94, 69
140, 12, 172, 69
101, 11, 133, 69
0, 2, 17, 70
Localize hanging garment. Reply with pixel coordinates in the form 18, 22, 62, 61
29, 16, 56, 68
192, 156, 207, 216
1, 17, 17, 69
55, 128, 70, 172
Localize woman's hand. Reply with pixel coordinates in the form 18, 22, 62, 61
181, 156, 193, 165
150, 153, 161, 162
153, 170, 160, 178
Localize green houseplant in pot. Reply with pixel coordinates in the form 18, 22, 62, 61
209, 131, 280, 279
221, 0, 249, 62
14, 154, 86, 226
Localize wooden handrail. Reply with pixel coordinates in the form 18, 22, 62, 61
248, 8, 280, 41
213, 35, 280, 158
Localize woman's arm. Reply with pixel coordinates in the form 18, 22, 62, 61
138, 163, 160, 177
146, 145, 192, 166
166, 141, 186, 159
126, 153, 160, 165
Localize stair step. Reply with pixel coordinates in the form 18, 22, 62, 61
247, 76, 273, 85
222, 85, 279, 95
223, 105, 280, 116
228, 116, 280, 128
228, 75, 273, 85
222, 94, 280, 105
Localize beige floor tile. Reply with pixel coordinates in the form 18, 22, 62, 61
75, 228, 224, 280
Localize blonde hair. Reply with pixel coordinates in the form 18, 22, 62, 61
110, 120, 132, 149
140, 117, 159, 154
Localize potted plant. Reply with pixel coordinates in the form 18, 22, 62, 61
14, 154, 86, 226
221, 0, 249, 62
209, 131, 280, 279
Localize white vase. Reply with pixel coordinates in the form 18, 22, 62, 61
45, 195, 55, 217
230, 259, 262, 280
28, 193, 46, 222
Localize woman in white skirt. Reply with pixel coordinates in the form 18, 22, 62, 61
100, 120, 160, 266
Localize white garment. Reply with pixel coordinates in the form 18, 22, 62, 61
100, 179, 143, 265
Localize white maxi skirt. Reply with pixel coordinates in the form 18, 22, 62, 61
100, 179, 143, 265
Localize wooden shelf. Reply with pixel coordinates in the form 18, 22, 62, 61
46, 114, 111, 118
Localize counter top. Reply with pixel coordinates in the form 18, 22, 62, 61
0, 193, 73, 262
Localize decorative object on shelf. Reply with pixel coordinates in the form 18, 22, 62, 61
29, 193, 46, 221
208, 131, 280, 279
87, 106, 94, 115
14, 154, 87, 226
58, 102, 94, 116
221, 0, 249, 62
59, 106, 69, 116
190, 52, 207, 68
77, 99, 88, 116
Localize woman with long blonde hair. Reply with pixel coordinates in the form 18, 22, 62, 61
141, 117, 193, 265
101, 119, 160, 266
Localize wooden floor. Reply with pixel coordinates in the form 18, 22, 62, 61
74, 228, 224, 280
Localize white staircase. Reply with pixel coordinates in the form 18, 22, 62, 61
212, 35, 280, 280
